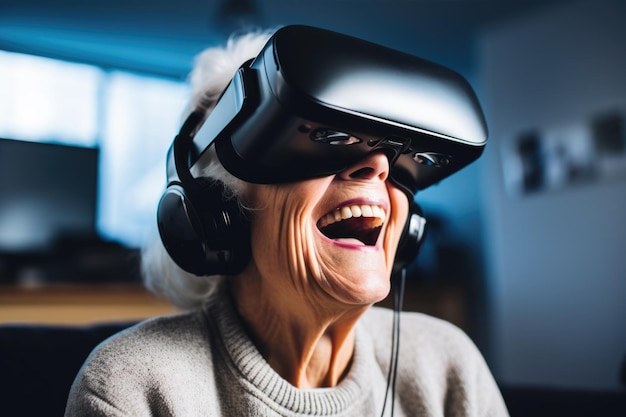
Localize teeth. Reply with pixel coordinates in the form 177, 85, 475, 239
318, 204, 386, 228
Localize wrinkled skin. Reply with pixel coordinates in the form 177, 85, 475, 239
231, 152, 409, 388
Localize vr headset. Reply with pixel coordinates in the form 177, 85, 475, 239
158, 25, 487, 276
182, 24, 487, 197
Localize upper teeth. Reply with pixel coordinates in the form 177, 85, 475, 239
318, 204, 386, 228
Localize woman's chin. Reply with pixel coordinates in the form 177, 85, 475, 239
315, 244, 392, 306
324, 271, 391, 308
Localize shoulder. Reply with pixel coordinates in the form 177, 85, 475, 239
361, 307, 509, 416
95, 310, 208, 355
71, 311, 212, 393
66, 310, 216, 415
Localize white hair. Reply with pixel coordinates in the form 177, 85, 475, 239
141, 29, 275, 310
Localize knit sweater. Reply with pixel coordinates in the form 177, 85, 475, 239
65, 285, 509, 417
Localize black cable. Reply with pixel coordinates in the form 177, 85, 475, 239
391, 268, 406, 416
380, 268, 406, 417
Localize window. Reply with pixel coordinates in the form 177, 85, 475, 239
0, 50, 189, 249
99, 71, 189, 247
0, 51, 101, 146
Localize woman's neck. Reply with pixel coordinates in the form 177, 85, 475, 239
229, 273, 368, 388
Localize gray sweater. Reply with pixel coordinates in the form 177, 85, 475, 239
65, 287, 509, 417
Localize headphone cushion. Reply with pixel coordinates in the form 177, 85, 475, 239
393, 202, 427, 272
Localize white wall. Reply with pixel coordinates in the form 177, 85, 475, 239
479, 0, 626, 390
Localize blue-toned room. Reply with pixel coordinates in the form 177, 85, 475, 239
1, 0, 625, 415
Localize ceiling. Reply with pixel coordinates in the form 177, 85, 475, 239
0, 0, 567, 79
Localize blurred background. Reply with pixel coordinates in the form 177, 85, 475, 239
0, 0, 624, 394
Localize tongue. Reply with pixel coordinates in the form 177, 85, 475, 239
318, 217, 382, 246
334, 237, 366, 245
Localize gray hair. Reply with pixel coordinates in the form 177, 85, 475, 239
141, 29, 275, 310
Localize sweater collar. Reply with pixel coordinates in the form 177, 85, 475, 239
205, 279, 386, 415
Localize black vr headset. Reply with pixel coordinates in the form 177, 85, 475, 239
158, 25, 488, 277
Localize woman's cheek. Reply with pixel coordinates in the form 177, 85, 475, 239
249, 191, 313, 288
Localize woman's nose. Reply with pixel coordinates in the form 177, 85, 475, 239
338, 152, 390, 182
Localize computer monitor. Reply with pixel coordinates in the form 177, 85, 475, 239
0, 138, 99, 254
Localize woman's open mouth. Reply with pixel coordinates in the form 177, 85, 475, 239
317, 204, 386, 246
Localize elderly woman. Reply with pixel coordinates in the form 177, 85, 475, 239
65, 26, 509, 416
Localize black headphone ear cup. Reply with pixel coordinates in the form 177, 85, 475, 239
157, 183, 209, 275
157, 180, 250, 276
393, 201, 427, 273
199, 180, 251, 275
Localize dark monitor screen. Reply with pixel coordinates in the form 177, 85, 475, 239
0, 138, 99, 253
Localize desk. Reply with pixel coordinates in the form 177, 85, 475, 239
0, 284, 177, 325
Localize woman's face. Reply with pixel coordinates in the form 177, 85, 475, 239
243, 152, 410, 308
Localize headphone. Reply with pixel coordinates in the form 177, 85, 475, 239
157, 113, 426, 277
157, 113, 251, 276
